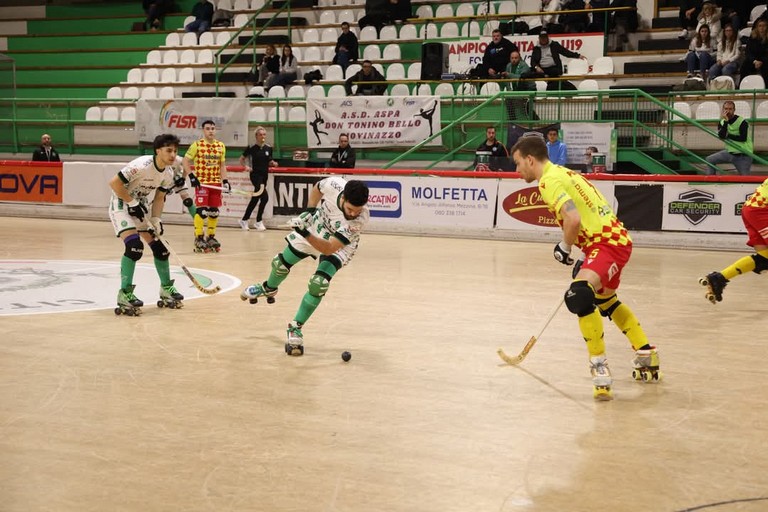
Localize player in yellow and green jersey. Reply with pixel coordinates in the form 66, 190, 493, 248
511, 135, 661, 401
183, 120, 229, 253
700, 177, 768, 303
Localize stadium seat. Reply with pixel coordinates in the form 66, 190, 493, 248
320, 10, 335, 24
670, 101, 692, 121
695, 101, 721, 120
287, 85, 306, 98
321, 27, 339, 42
267, 106, 286, 121
289, 106, 307, 121
497, 1, 517, 15
456, 4, 475, 17
123, 86, 140, 99
233, 13, 249, 27
435, 82, 454, 96
435, 4, 453, 17
162, 50, 179, 65
233, 0, 249, 10
120, 106, 136, 122
382, 44, 401, 60
338, 9, 355, 23
158, 86, 175, 99
345, 63, 362, 78
591, 56, 614, 75
251, 0, 265, 7
302, 28, 320, 43
218, 0, 233, 9
407, 62, 421, 80
106, 87, 122, 100
386, 63, 405, 80
359, 26, 378, 41
164, 33, 180, 47
390, 83, 410, 96
179, 49, 196, 64
143, 68, 160, 83
379, 25, 398, 40
709, 75, 734, 91
327, 84, 346, 97
141, 87, 157, 99
577, 79, 599, 91
160, 68, 176, 83
399, 24, 418, 39
756, 100, 768, 118
249, 107, 267, 122
415, 5, 432, 18
751, 5, 767, 23
419, 24, 438, 39
326, 64, 344, 81
324, 46, 336, 61
85, 106, 101, 121
181, 32, 197, 46
102, 107, 119, 121
440, 22, 460, 38
146, 50, 162, 65
303, 46, 322, 62
733, 100, 752, 118
565, 58, 589, 76
198, 31, 215, 46
363, 45, 381, 61
178, 68, 195, 82
416, 83, 432, 95
197, 49, 214, 64
126, 68, 142, 83
740, 74, 766, 90
462, 21, 481, 37
268, 85, 286, 98
480, 82, 500, 95
216, 32, 232, 46
307, 85, 325, 98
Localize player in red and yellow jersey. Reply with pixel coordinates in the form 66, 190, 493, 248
511, 135, 660, 401
183, 120, 229, 252
700, 177, 768, 303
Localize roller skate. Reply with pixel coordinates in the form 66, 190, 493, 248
699, 271, 728, 304
632, 346, 661, 382
240, 281, 277, 304
285, 320, 304, 356
115, 285, 143, 316
206, 235, 221, 252
589, 355, 613, 401
157, 279, 184, 309
194, 235, 209, 253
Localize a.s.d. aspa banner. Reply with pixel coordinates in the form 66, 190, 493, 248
305, 96, 441, 148
136, 98, 250, 146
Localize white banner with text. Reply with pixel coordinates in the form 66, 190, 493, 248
305, 96, 442, 149
136, 98, 250, 146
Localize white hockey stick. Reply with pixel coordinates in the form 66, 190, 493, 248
497, 296, 565, 365
201, 183, 265, 197
148, 222, 221, 295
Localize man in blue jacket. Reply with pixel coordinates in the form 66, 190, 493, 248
546, 128, 567, 165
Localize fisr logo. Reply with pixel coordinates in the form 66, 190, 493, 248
167, 114, 198, 128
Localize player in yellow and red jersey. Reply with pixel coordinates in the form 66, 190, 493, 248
511, 135, 660, 401
700, 177, 768, 303
183, 119, 229, 252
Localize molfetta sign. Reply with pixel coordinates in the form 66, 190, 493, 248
305, 96, 442, 148
0, 260, 241, 316
136, 98, 249, 146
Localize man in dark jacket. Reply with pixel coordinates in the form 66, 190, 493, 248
345, 60, 387, 95
329, 134, 356, 168
184, 0, 214, 36
469, 29, 519, 79
333, 22, 359, 70
32, 133, 61, 162
529, 31, 587, 78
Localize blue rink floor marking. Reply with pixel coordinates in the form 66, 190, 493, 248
0, 259, 241, 316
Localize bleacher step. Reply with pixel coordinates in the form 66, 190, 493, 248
624, 60, 686, 74
652, 17, 680, 29
609, 84, 677, 95
201, 71, 251, 83
272, 0, 314, 7
237, 34, 290, 46
638, 38, 688, 52
181, 91, 237, 98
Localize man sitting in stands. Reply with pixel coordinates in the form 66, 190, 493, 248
469, 29, 518, 80
345, 60, 387, 96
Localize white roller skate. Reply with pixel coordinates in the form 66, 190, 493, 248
240, 281, 277, 304
194, 235, 209, 253
632, 347, 661, 382
115, 285, 143, 316
699, 271, 728, 304
157, 280, 184, 309
589, 355, 613, 401
285, 321, 304, 356
206, 235, 221, 253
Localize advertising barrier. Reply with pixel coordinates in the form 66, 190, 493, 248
0, 161, 62, 203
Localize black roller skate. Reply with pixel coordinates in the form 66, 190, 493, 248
632, 347, 661, 382
115, 285, 143, 316
240, 281, 277, 304
699, 271, 728, 304
206, 235, 221, 252
285, 321, 304, 356
157, 279, 184, 309
194, 235, 209, 253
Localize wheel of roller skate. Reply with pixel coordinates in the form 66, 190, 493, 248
641, 370, 652, 382
284, 343, 291, 354
266, 297, 276, 304
157, 300, 164, 308
114, 307, 121, 316
249, 298, 258, 304
632, 369, 642, 380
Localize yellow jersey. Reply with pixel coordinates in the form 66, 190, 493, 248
538, 161, 631, 249
185, 138, 226, 184
744, 177, 768, 209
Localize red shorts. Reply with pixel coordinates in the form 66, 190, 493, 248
580, 242, 632, 292
195, 187, 222, 208
742, 205, 768, 247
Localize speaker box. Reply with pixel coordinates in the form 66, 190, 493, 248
420, 43, 449, 81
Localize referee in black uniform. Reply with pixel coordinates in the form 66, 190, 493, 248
238, 126, 277, 231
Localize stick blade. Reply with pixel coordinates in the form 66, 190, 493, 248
497, 335, 537, 366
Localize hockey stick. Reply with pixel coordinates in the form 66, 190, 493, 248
201, 183, 265, 197
497, 296, 565, 365
148, 222, 221, 295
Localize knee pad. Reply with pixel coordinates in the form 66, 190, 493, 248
271, 253, 292, 277
195, 207, 208, 219
123, 234, 144, 261
207, 207, 219, 219
149, 239, 169, 261
307, 272, 331, 297
595, 293, 621, 320
752, 253, 768, 274
564, 280, 596, 317
183, 197, 194, 208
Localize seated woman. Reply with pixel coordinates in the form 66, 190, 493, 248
265, 45, 299, 90
709, 24, 741, 83
685, 24, 715, 78
257, 44, 279, 86
739, 18, 768, 84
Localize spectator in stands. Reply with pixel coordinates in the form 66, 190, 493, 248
31, 133, 61, 162
705, 100, 752, 175
474, 126, 509, 170
390, 0, 412, 22
716, 0, 749, 33
546, 128, 567, 165
142, 0, 173, 31
611, 0, 639, 52
185, 0, 214, 37
709, 24, 741, 83
257, 44, 279, 87
678, 0, 701, 40
541, 0, 563, 33
358, 0, 390, 34
329, 134, 356, 168
560, 0, 589, 34
686, 24, 716, 78
739, 18, 768, 84
469, 29, 519, 80
586, 0, 609, 32
696, 1, 722, 42
584, 146, 599, 173
527, 31, 587, 83
502, 50, 535, 91
265, 45, 299, 90
345, 60, 387, 95
333, 22, 359, 71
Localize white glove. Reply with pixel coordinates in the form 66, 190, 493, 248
288, 211, 313, 230
149, 217, 163, 236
